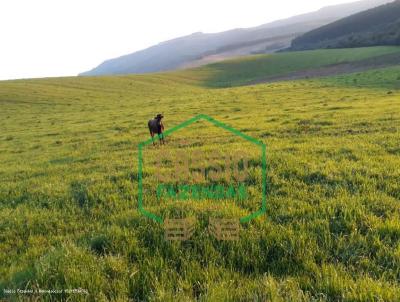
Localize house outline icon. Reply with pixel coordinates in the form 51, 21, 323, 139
137, 114, 267, 224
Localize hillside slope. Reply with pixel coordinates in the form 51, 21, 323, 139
80, 0, 391, 76
291, 0, 400, 50
184, 46, 400, 87
1, 50, 400, 300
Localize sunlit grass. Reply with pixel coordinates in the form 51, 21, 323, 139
0, 47, 400, 301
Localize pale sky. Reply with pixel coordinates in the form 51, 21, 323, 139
0, 0, 355, 80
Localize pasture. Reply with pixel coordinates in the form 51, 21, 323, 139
0, 47, 399, 301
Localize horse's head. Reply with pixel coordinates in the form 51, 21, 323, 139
155, 113, 164, 120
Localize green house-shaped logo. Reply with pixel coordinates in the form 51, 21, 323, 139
137, 114, 267, 224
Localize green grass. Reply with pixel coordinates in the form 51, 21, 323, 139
1, 47, 400, 301
186, 46, 400, 87
321, 65, 400, 90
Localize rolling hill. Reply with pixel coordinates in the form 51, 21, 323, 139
80, 0, 392, 76
182, 46, 400, 87
291, 0, 400, 50
1, 46, 400, 301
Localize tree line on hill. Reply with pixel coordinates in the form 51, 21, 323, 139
290, 0, 400, 50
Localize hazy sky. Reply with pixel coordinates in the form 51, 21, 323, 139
1, 0, 355, 80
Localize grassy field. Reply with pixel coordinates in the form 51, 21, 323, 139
185, 46, 400, 87
0, 47, 400, 301
321, 65, 400, 90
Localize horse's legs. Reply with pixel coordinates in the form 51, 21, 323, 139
156, 131, 165, 145
157, 133, 163, 145
151, 132, 155, 145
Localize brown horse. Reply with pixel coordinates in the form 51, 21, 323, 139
148, 114, 165, 145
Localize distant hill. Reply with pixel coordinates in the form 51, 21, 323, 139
80, 0, 392, 76
291, 0, 400, 50
187, 46, 400, 87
